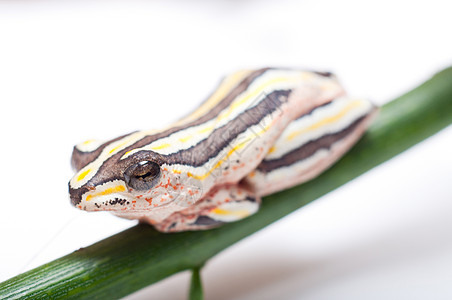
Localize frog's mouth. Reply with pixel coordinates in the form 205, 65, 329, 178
69, 179, 129, 209
75, 192, 190, 214
70, 174, 204, 213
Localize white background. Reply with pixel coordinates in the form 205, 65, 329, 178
1, 0, 452, 299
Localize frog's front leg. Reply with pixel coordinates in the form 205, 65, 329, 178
153, 185, 260, 232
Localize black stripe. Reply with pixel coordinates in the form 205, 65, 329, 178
71, 132, 136, 171
69, 69, 341, 206
69, 89, 291, 205
164, 90, 291, 167
69, 69, 269, 173
312, 71, 334, 77
118, 68, 271, 151
256, 115, 367, 173
194, 216, 224, 226
69, 69, 272, 205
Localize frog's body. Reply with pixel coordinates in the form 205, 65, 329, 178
69, 68, 377, 232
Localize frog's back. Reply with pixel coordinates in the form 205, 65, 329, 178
71, 68, 340, 176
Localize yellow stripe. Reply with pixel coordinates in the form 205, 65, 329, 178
187, 128, 257, 180
107, 132, 153, 156
253, 119, 272, 137
109, 141, 129, 154
120, 72, 297, 159
211, 208, 250, 218
178, 135, 192, 143
287, 100, 364, 141
86, 185, 126, 201
77, 168, 91, 182
151, 143, 171, 150
188, 99, 361, 182
175, 70, 253, 125
82, 139, 96, 145
197, 125, 214, 134
172, 124, 215, 143
215, 75, 301, 123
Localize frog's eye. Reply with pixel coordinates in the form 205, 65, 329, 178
124, 161, 161, 191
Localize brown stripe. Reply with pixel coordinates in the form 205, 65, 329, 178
256, 115, 368, 173
71, 132, 136, 172
69, 68, 271, 205
120, 68, 270, 150
70, 68, 269, 173
70, 89, 290, 206
164, 89, 291, 166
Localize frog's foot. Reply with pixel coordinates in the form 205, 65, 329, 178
154, 185, 260, 232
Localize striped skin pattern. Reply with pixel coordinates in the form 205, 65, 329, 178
68, 68, 377, 232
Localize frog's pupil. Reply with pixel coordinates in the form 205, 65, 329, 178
136, 171, 154, 180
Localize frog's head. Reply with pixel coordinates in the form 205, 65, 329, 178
68, 135, 200, 214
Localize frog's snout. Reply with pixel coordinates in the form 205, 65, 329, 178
68, 182, 94, 208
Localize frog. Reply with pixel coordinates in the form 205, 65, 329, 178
69, 68, 377, 232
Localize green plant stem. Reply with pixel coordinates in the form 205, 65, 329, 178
1, 67, 452, 299
189, 267, 204, 300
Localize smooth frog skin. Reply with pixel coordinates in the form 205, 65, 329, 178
69, 68, 377, 232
